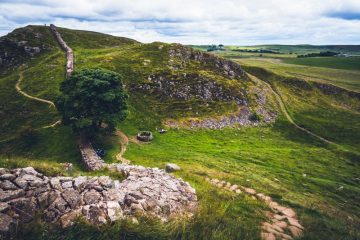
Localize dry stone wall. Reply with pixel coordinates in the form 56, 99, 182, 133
50, 24, 74, 76
0, 166, 197, 235
78, 140, 105, 171
50, 24, 104, 170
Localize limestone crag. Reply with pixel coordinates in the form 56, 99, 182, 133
131, 73, 246, 104
0, 29, 46, 68
50, 24, 74, 76
169, 44, 249, 80
0, 166, 197, 234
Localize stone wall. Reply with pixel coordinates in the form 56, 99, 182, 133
50, 24, 106, 170
49, 24, 74, 76
0, 166, 197, 235
78, 140, 105, 171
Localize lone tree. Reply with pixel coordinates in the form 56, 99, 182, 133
56, 68, 128, 136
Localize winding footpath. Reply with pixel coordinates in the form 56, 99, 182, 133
15, 68, 56, 108
15, 66, 61, 129
249, 74, 335, 145
206, 177, 304, 240
115, 130, 131, 165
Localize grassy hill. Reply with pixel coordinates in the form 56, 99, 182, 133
0, 26, 360, 239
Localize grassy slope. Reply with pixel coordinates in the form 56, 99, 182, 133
0, 26, 359, 239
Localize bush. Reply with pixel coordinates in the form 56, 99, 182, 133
249, 112, 263, 122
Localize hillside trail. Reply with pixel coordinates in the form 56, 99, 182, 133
15, 65, 61, 129
16, 66, 56, 108
249, 74, 335, 145
115, 129, 131, 164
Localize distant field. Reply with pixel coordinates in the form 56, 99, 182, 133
193, 44, 360, 55
282, 57, 360, 71
234, 58, 360, 92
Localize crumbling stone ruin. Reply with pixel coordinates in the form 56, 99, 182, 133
0, 166, 197, 235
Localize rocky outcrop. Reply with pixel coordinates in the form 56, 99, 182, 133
0, 166, 197, 235
131, 73, 246, 104
169, 44, 249, 81
50, 24, 74, 76
0, 31, 46, 68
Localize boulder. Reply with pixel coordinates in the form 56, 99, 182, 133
106, 201, 123, 221
0, 174, 16, 181
8, 197, 37, 222
165, 163, 181, 173
0, 180, 18, 190
0, 189, 25, 202
62, 189, 81, 209
0, 213, 15, 234
83, 190, 101, 205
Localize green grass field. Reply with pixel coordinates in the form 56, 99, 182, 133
1, 26, 360, 239
282, 57, 360, 71
233, 58, 360, 92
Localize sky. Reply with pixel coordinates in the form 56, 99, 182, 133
0, 0, 360, 45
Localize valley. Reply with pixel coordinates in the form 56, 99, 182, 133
0, 25, 359, 240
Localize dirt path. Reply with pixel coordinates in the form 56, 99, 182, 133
15, 67, 56, 108
115, 129, 131, 164
206, 177, 304, 239
249, 74, 335, 145
41, 120, 62, 129
15, 66, 62, 130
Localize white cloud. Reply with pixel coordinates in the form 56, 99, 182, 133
0, 0, 359, 44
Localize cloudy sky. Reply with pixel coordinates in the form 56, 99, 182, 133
0, 0, 360, 45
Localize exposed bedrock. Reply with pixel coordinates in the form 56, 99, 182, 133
0, 166, 197, 235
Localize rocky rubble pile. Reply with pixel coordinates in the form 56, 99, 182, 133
0, 166, 197, 235
166, 107, 276, 129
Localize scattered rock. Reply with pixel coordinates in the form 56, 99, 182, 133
165, 163, 181, 173
206, 177, 303, 240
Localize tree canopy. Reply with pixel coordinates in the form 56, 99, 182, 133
56, 68, 128, 136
